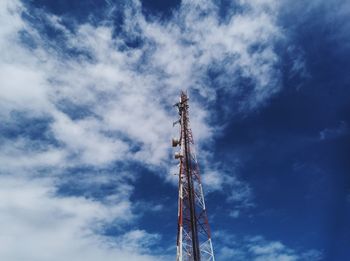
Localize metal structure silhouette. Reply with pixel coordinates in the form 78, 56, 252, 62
173, 91, 215, 261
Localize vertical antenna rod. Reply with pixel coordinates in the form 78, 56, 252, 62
173, 91, 215, 261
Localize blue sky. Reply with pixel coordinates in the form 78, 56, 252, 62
0, 0, 349, 260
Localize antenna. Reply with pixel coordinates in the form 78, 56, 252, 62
173, 91, 215, 261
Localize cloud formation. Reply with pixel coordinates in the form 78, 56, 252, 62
0, 0, 299, 259
215, 232, 323, 261
0, 174, 168, 261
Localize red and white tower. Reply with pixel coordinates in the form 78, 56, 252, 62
172, 91, 215, 261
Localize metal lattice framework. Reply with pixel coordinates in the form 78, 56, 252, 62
173, 91, 215, 261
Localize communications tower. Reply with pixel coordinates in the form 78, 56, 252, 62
172, 91, 215, 261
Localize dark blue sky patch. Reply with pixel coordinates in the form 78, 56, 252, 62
140, 0, 181, 20
21, 6, 71, 43
0, 112, 58, 146
207, 4, 350, 254
21, 7, 92, 61
214, 0, 245, 22
23, 0, 128, 52
25, 0, 114, 24
212, 81, 350, 255
129, 165, 178, 246
55, 163, 179, 253
55, 99, 97, 121
18, 29, 38, 50
212, 62, 349, 261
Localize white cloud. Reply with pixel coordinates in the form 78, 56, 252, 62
0, 0, 288, 259
249, 239, 297, 261
0, 175, 168, 261
51, 111, 129, 166
215, 232, 323, 261
131, 0, 283, 110
0, 137, 66, 174
0, 0, 283, 169
202, 170, 227, 191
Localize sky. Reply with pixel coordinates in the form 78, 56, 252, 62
0, 0, 349, 260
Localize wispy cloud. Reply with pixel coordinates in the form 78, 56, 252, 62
319, 121, 348, 141
0, 0, 289, 259
214, 232, 323, 261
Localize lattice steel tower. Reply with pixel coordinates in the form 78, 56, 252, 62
172, 91, 215, 261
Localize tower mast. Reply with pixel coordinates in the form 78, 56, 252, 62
173, 91, 215, 261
